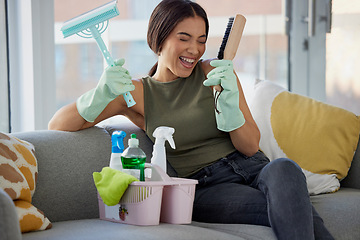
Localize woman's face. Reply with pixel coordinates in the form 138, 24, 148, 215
155, 16, 207, 82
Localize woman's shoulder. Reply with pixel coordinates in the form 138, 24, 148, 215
128, 78, 144, 107
200, 58, 216, 76
131, 78, 144, 90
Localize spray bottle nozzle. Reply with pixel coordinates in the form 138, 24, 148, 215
152, 126, 176, 149
111, 131, 126, 153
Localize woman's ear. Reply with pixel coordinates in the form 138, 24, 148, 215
157, 46, 162, 56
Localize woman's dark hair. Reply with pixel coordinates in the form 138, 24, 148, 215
147, 0, 209, 76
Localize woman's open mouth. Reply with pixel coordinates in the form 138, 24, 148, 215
179, 56, 196, 68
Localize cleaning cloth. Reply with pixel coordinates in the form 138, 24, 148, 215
93, 167, 138, 206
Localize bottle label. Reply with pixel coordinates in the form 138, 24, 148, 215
121, 156, 146, 181
122, 169, 140, 180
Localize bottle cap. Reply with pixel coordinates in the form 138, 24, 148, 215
128, 133, 139, 147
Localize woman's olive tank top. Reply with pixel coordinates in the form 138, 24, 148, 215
142, 61, 235, 177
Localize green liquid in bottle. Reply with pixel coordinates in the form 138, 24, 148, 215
121, 156, 146, 181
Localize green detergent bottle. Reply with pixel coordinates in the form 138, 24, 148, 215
121, 134, 146, 181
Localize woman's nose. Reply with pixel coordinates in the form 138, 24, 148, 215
187, 41, 200, 55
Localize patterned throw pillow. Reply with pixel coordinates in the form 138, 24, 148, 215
249, 80, 360, 195
0, 132, 52, 233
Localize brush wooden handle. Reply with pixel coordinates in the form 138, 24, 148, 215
223, 14, 246, 60
214, 14, 246, 92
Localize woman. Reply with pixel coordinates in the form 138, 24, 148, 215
49, 0, 334, 239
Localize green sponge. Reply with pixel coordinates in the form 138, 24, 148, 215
93, 167, 138, 206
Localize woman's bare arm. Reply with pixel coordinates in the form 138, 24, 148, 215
48, 102, 87, 131
228, 75, 260, 156
48, 80, 145, 131
48, 96, 125, 131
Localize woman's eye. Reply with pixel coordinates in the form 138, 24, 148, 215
180, 38, 188, 42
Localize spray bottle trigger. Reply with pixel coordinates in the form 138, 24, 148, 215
166, 136, 176, 149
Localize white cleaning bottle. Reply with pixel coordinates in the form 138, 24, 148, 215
109, 131, 126, 171
151, 126, 176, 173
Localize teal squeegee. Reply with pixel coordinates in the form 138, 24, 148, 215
60, 0, 136, 108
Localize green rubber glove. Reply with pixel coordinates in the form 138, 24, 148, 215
203, 59, 245, 132
93, 167, 138, 206
76, 59, 135, 122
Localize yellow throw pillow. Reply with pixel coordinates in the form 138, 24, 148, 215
250, 80, 360, 195
0, 132, 52, 232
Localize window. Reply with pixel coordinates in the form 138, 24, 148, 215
7, 0, 55, 132
326, 0, 360, 114
0, 0, 9, 132
287, 0, 330, 101
288, 0, 359, 115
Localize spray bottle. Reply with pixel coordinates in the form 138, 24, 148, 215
121, 134, 146, 181
109, 131, 126, 171
151, 126, 176, 173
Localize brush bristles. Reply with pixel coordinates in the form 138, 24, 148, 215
217, 17, 234, 60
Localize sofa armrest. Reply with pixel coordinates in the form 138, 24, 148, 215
12, 127, 112, 222
0, 189, 22, 240
341, 135, 360, 189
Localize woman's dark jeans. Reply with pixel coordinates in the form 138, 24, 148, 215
189, 151, 334, 240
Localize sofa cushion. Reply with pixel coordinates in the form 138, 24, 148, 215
310, 188, 360, 240
249, 80, 360, 195
22, 219, 274, 240
0, 132, 52, 232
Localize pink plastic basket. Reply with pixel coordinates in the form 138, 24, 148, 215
98, 181, 164, 225
160, 177, 197, 224
98, 164, 198, 226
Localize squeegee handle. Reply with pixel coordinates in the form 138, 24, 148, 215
89, 26, 136, 108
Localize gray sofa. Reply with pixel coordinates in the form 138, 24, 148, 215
2, 120, 360, 240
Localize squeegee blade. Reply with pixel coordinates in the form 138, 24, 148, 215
61, 0, 119, 38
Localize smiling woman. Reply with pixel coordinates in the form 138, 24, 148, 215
48, 1, 334, 239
